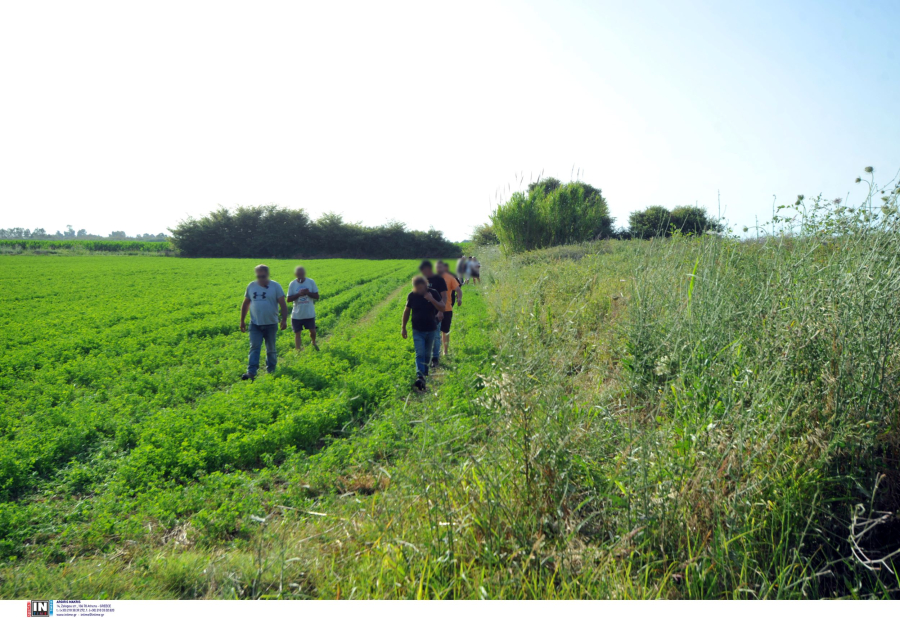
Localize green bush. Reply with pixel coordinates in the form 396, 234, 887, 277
471, 223, 499, 245
628, 205, 723, 238
490, 178, 614, 253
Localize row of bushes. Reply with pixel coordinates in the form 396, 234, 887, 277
482, 178, 723, 251
169, 206, 461, 259
0, 227, 167, 242
0, 239, 173, 253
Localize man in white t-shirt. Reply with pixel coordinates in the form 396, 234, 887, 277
287, 265, 320, 351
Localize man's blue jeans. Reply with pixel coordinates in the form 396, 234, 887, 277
412, 327, 439, 378
432, 322, 442, 361
248, 323, 278, 376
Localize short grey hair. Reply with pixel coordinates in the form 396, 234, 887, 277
254, 264, 269, 273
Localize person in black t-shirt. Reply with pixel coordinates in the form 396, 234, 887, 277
417, 259, 448, 368
402, 275, 445, 391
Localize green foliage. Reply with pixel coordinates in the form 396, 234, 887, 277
0, 227, 167, 242
471, 223, 499, 245
628, 204, 723, 238
490, 178, 614, 253
0, 239, 173, 254
170, 206, 461, 259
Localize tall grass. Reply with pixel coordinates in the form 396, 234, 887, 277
450, 172, 900, 597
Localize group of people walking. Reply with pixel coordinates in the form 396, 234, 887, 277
238, 257, 480, 390
457, 255, 481, 284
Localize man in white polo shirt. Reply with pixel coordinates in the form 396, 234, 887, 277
287, 265, 320, 351
239, 264, 288, 380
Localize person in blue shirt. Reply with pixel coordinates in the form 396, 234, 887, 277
239, 264, 288, 380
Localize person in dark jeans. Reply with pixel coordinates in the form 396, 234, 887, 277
239, 264, 288, 380
417, 259, 448, 368
401, 275, 445, 391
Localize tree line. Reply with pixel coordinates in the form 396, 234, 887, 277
0, 226, 168, 242
481, 178, 723, 251
169, 206, 462, 259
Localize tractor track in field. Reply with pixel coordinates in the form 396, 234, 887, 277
135, 280, 411, 415
245, 280, 409, 374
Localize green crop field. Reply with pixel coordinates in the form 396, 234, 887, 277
0, 256, 420, 500
0, 255, 494, 598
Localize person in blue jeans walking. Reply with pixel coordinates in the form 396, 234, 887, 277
417, 260, 448, 369
401, 275, 445, 392
240, 264, 288, 381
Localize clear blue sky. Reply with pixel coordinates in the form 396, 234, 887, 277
1, 0, 897, 239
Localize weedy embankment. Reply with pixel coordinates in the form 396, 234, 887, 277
445, 179, 900, 598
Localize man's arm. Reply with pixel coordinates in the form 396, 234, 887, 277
425, 292, 445, 310
240, 298, 251, 332
401, 307, 410, 338
278, 296, 289, 329
426, 291, 445, 322
287, 288, 320, 302
456, 284, 463, 307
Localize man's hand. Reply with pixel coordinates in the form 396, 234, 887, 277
280, 320, 287, 331
240, 322, 247, 333
401, 327, 408, 339
298, 289, 309, 297
456, 300, 462, 307
437, 312, 444, 322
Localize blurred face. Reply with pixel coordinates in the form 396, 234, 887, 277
295, 266, 306, 280
255, 269, 270, 285
437, 262, 448, 275
419, 265, 433, 277
413, 281, 427, 295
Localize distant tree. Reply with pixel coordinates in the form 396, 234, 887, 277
0, 228, 24, 239
472, 223, 499, 245
628, 205, 722, 239
628, 206, 673, 239
670, 206, 723, 235
108, 231, 127, 239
